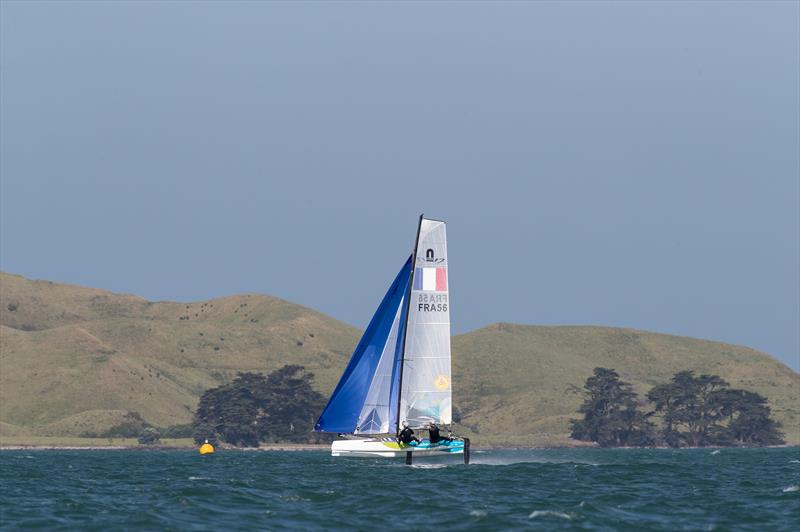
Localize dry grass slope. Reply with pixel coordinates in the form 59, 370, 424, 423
452, 324, 799, 445
1, 272, 797, 445
0, 272, 360, 434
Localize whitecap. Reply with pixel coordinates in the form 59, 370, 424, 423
469, 510, 487, 519
789, 460, 800, 464
782, 485, 799, 493
188, 476, 210, 480
529, 510, 571, 520
280, 494, 310, 502
410, 464, 447, 469
710, 450, 720, 455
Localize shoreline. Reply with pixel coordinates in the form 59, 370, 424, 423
0, 444, 331, 451
3, 443, 795, 451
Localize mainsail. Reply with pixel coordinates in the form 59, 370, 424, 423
398, 218, 452, 428
315, 216, 452, 435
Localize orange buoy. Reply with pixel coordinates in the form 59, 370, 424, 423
199, 439, 215, 455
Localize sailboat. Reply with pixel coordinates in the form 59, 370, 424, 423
315, 216, 469, 463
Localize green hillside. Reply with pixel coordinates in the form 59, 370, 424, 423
1, 272, 797, 445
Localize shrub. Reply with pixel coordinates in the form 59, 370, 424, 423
138, 427, 161, 445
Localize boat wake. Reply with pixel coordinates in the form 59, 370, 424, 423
467, 454, 599, 467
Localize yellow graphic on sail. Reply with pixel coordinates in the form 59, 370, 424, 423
434, 375, 450, 390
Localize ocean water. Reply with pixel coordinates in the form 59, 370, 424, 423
1, 447, 798, 530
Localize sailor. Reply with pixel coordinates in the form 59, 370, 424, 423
398, 421, 418, 445
427, 422, 452, 445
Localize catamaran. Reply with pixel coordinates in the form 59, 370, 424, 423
315, 216, 469, 463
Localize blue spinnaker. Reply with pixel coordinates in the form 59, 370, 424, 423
314, 257, 412, 434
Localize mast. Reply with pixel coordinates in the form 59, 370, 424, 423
394, 214, 423, 434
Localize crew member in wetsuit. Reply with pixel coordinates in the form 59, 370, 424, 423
398, 421, 418, 445
427, 422, 452, 444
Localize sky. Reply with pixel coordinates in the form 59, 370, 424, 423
1, 1, 798, 370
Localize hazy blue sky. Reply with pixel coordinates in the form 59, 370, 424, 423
1, 1, 798, 370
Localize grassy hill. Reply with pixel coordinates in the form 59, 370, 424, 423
1, 272, 797, 445
0, 272, 360, 436
452, 324, 799, 446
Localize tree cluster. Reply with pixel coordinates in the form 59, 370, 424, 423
570, 368, 784, 447
192, 365, 328, 447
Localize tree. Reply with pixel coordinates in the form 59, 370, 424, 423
570, 368, 654, 447
645, 380, 682, 446
718, 389, 784, 445
192, 365, 327, 447
646, 371, 729, 446
647, 371, 784, 447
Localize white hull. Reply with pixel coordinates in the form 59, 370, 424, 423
331, 437, 465, 458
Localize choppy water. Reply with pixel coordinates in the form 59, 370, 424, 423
1, 447, 798, 530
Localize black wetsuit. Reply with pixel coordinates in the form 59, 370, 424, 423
398, 427, 417, 444
429, 425, 452, 444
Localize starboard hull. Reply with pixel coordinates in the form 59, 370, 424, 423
331, 438, 464, 458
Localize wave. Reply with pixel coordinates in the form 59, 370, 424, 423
280, 494, 311, 502
409, 464, 448, 469
3, 448, 798, 529
529, 510, 572, 520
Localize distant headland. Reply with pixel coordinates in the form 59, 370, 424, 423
1, 271, 797, 448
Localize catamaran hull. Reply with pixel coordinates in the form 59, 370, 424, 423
331, 438, 464, 458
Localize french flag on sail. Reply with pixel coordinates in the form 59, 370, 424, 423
413, 267, 447, 291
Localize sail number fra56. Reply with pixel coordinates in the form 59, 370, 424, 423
418, 293, 448, 312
